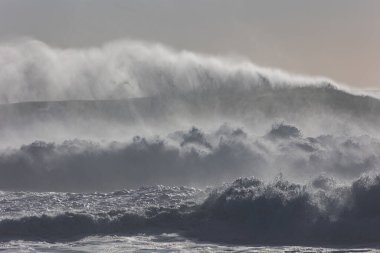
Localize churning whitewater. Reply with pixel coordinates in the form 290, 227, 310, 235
1, 40, 380, 251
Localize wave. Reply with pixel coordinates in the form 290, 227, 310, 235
1, 123, 380, 192
2, 175, 380, 246
1, 40, 380, 148
189, 175, 380, 245
0, 39, 337, 104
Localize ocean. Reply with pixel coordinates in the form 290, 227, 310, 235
1, 40, 380, 252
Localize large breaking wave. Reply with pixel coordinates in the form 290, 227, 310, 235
1, 40, 380, 148
0, 39, 343, 104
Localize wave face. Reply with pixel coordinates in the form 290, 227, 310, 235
1, 40, 380, 247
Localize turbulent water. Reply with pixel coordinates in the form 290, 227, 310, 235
1, 40, 380, 252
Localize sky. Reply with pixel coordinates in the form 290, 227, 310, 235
0, 0, 379, 88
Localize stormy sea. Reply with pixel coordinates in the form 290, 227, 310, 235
1, 40, 380, 252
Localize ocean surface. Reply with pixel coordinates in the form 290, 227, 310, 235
2, 184, 380, 253
1, 40, 380, 252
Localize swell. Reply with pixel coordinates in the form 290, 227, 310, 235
2, 85, 380, 124
2, 175, 380, 246
1, 85, 380, 148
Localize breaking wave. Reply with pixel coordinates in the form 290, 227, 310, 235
1, 123, 380, 192
2, 175, 380, 245
0, 39, 339, 104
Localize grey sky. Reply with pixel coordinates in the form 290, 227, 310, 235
0, 0, 379, 88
